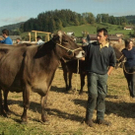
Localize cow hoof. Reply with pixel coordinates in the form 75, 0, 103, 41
41, 116, 50, 124
0, 110, 8, 118
40, 120, 50, 125
66, 86, 72, 91
79, 91, 83, 95
21, 117, 27, 124
6, 110, 12, 115
21, 121, 28, 125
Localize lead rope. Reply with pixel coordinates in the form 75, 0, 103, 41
117, 55, 135, 74
56, 42, 82, 55
123, 62, 135, 74
74, 59, 80, 94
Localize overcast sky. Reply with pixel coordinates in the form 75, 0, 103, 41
0, 0, 135, 27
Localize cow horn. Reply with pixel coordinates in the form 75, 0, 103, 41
57, 31, 63, 44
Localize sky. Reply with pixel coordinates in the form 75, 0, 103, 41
0, 0, 135, 27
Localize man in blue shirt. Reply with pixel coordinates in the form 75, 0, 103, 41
0, 29, 13, 45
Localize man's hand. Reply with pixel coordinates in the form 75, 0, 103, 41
107, 66, 114, 76
80, 57, 85, 61
0, 37, 3, 41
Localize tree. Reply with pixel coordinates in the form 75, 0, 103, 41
96, 14, 102, 23
82, 12, 95, 24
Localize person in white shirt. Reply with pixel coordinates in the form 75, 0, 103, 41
16, 38, 21, 44
37, 36, 44, 45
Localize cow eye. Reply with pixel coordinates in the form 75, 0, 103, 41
67, 50, 73, 55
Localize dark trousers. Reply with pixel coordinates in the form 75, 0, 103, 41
123, 67, 135, 98
86, 72, 108, 120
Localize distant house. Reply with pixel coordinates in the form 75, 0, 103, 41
124, 26, 133, 30
88, 34, 121, 43
115, 33, 124, 38
67, 32, 75, 36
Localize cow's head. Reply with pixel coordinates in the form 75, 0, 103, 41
52, 31, 85, 60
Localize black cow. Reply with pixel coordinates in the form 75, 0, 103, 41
0, 31, 85, 123
61, 44, 123, 95
61, 59, 86, 94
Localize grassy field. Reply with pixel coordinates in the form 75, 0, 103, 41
0, 65, 135, 135
20, 23, 134, 40
62, 23, 133, 37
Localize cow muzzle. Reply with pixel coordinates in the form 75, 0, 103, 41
75, 50, 85, 59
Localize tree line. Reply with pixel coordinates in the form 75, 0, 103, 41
20, 9, 128, 33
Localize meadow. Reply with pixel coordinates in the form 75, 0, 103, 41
20, 23, 134, 40
0, 65, 135, 135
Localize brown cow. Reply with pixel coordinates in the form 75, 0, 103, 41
0, 31, 85, 123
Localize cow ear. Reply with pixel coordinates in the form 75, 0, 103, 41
52, 31, 63, 44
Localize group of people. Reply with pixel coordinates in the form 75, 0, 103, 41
0, 29, 44, 45
0, 28, 135, 127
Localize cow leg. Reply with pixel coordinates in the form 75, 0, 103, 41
21, 87, 30, 123
63, 70, 69, 91
41, 93, 48, 123
0, 90, 7, 117
0, 89, 3, 115
68, 72, 72, 90
61, 60, 69, 91
79, 73, 86, 95
3, 91, 11, 115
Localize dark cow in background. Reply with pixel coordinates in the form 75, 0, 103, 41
0, 31, 85, 123
61, 42, 125, 95
61, 55, 86, 95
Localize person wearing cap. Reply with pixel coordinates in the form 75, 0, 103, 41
37, 36, 44, 45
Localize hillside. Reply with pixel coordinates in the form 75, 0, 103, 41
0, 22, 24, 34
125, 15, 135, 24
0, 12, 134, 39
62, 23, 133, 37
0, 23, 133, 40
0, 9, 132, 34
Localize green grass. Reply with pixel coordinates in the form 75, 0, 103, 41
0, 118, 52, 135
62, 23, 133, 37
20, 23, 134, 40
0, 117, 84, 135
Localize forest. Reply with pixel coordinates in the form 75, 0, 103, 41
19, 9, 128, 33
0, 9, 135, 37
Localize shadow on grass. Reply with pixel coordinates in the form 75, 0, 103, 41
5, 90, 135, 124
50, 86, 68, 94
51, 86, 87, 95
73, 98, 135, 118
7, 98, 83, 123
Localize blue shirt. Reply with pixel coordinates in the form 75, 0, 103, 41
0, 37, 13, 45
122, 47, 135, 67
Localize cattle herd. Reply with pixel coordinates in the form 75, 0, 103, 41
0, 31, 123, 124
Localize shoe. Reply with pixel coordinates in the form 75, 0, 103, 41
85, 119, 93, 127
96, 119, 111, 126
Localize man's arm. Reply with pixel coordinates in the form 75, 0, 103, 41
107, 66, 114, 76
